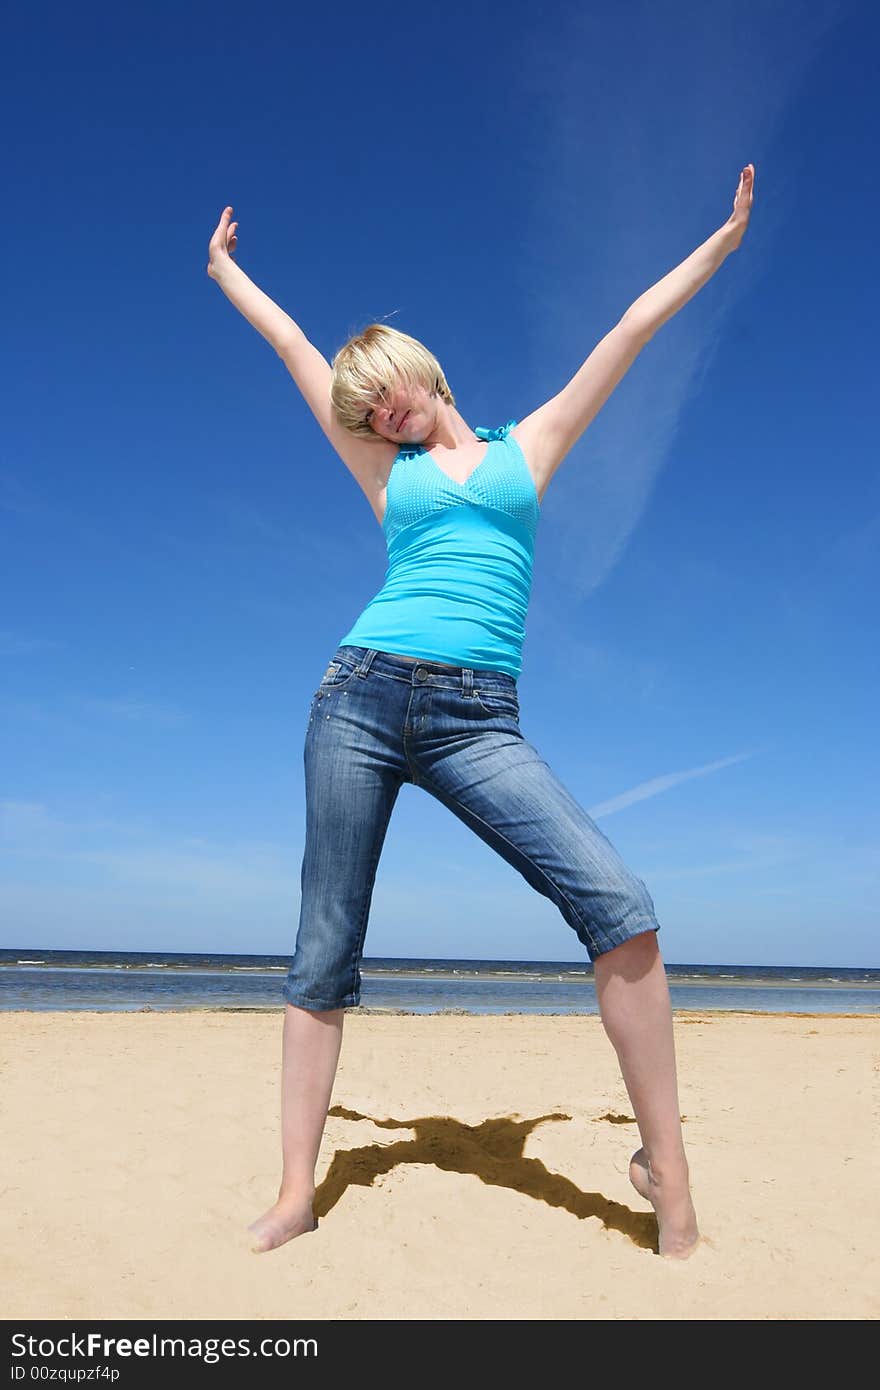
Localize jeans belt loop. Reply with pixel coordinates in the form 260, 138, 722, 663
357, 649, 377, 678
462, 667, 474, 697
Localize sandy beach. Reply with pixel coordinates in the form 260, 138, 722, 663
2, 1009, 878, 1321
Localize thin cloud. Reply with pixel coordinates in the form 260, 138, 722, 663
76, 696, 189, 726
588, 749, 758, 818
515, 0, 846, 604
0, 799, 297, 899
0, 630, 66, 656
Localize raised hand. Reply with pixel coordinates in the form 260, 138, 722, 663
725, 165, 755, 251
207, 205, 240, 279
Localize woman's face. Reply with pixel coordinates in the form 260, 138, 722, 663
365, 378, 436, 444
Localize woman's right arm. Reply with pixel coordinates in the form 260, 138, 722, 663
206, 206, 396, 509
207, 206, 307, 358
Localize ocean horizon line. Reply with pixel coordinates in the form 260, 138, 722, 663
1, 947, 877, 973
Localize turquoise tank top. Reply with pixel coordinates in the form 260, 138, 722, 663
337, 420, 540, 677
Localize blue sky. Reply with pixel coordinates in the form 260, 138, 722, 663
2, 0, 877, 967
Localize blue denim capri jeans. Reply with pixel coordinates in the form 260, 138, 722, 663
283, 646, 660, 1011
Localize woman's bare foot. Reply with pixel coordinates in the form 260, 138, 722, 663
248, 1190, 318, 1253
629, 1147, 700, 1259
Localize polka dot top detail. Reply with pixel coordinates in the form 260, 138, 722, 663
336, 421, 541, 678
382, 420, 539, 546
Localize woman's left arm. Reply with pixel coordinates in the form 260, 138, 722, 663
516, 165, 755, 501
624, 164, 755, 341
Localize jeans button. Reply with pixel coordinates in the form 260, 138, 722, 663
415, 667, 428, 681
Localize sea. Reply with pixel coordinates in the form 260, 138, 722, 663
0, 949, 878, 1015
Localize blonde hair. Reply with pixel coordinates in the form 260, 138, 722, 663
329, 323, 455, 440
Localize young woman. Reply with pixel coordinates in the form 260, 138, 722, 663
206, 164, 755, 1260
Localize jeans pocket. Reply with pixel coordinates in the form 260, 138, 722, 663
473, 688, 520, 719
314, 656, 360, 697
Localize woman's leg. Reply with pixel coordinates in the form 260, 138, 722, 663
248, 1004, 344, 1252
249, 654, 407, 1252
413, 689, 699, 1256
592, 931, 699, 1257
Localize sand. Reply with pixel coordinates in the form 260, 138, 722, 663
2, 1009, 878, 1321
